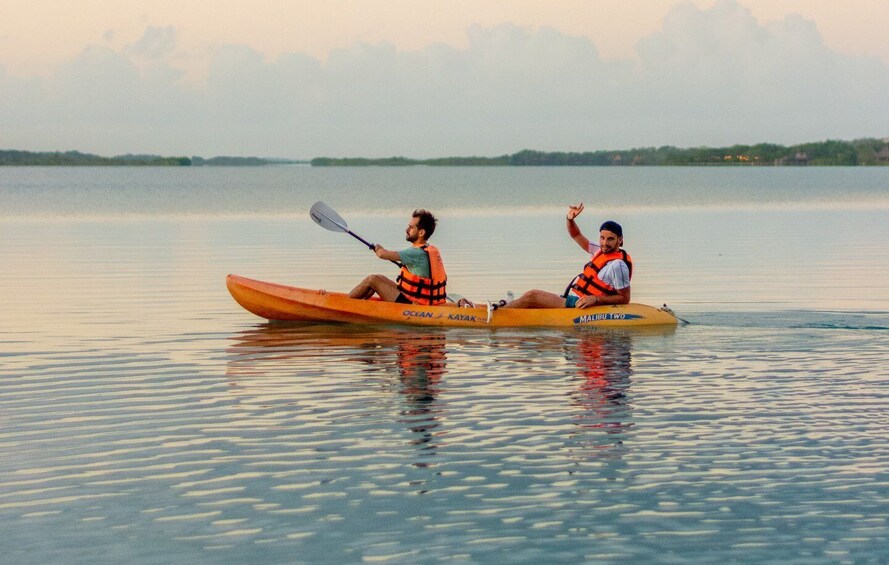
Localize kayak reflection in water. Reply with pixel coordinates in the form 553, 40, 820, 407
223, 326, 449, 475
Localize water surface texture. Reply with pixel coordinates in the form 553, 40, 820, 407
1, 167, 888, 563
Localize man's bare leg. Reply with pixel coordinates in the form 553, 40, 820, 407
502, 289, 566, 309
349, 274, 403, 301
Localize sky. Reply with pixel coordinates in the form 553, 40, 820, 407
1, 0, 888, 159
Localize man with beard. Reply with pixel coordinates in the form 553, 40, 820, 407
503, 203, 631, 309
348, 209, 448, 305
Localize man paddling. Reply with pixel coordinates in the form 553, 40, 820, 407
348, 209, 448, 305
503, 203, 631, 309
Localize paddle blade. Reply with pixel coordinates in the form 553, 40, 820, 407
310, 201, 349, 232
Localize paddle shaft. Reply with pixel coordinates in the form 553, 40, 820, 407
346, 229, 375, 250
346, 230, 402, 267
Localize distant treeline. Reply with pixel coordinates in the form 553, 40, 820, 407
312, 138, 889, 167
6, 138, 888, 167
0, 150, 305, 166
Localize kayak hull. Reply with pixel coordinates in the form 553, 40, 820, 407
226, 274, 679, 328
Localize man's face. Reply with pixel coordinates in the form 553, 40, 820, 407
599, 230, 622, 253
405, 217, 422, 243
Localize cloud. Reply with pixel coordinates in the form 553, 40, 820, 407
126, 25, 178, 59
629, 1, 889, 140
1, 0, 887, 157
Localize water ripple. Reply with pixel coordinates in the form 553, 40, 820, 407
3, 202, 889, 562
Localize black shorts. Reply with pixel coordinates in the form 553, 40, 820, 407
395, 293, 412, 304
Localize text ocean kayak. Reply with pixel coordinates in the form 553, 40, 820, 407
227, 274, 679, 328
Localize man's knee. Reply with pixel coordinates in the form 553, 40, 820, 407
522, 289, 550, 302
518, 289, 562, 308
366, 274, 390, 288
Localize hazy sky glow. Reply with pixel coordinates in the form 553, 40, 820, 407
2, 0, 887, 158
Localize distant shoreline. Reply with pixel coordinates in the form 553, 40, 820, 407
3, 137, 888, 166
312, 138, 889, 167
0, 150, 307, 167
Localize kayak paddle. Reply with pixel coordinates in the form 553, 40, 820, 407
310, 201, 376, 248
310, 201, 401, 266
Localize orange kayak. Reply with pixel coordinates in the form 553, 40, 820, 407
226, 274, 680, 328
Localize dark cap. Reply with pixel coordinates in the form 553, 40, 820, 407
599, 220, 623, 237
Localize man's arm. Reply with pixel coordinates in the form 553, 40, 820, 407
576, 287, 631, 308
566, 203, 590, 252
374, 244, 401, 263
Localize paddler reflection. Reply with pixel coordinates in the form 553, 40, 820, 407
562, 325, 674, 458
225, 325, 448, 465
386, 332, 447, 465
564, 330, 635, 456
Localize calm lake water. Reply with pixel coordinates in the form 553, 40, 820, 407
2, 166, 888, 563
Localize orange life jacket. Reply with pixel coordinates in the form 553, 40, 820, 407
396, 244, 448, 305
570, 249, 632, 297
